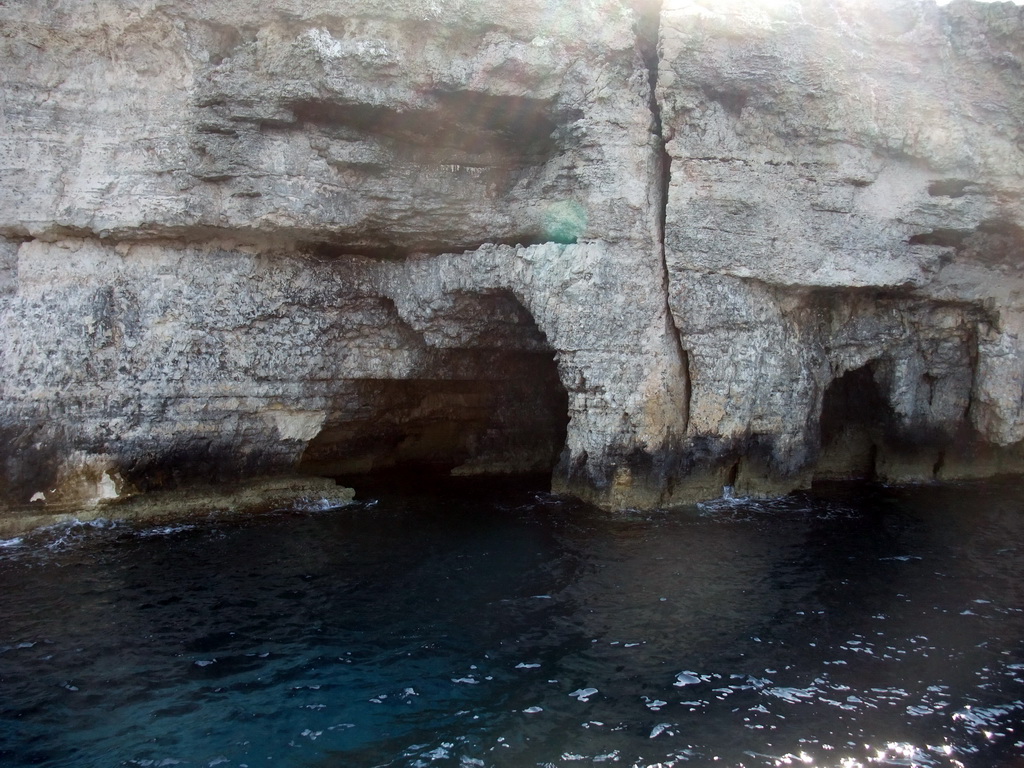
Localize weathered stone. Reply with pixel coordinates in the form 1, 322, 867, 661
659, 0, 1024, 500
1, 0, 1023, 525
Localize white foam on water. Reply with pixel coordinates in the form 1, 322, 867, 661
293, 497, 355, 513
137, 525, 196, 538
650, 723, 674, 739
644, 697, 668, 711
422, 743, 452, 761
38, 517, 121, 552
673, 671, 703, 686
952, 702, 1022, 730
764, 686, 817, 703
569, 687, 598, 702
523, 706, 543, 714
516, 662, 541, 669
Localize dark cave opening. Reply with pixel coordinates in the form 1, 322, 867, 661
297, 291, 569, 487
815, 363, 895, 481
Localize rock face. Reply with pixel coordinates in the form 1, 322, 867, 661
660, 0, 1024, 496
0, 0, 1022, 515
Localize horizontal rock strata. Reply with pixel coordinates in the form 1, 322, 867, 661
1, 0, 1022, 518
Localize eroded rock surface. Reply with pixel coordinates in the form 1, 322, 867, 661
1, 0, 1022, 517
659, 0, 1024, 498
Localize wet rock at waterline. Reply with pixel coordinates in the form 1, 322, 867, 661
1, 0, 1023, 519
0, 476, 355, 539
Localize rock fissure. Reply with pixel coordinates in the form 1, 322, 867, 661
639, 0, 691, 436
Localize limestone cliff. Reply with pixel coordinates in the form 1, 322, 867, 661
661, 0, 1024, 496
0, 0, 1021, 516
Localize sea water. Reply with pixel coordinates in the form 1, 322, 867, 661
1, 479, 1022, 768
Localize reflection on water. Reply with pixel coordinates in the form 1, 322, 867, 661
0, 480, 1022, 768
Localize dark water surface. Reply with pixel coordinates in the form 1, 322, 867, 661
1, 479, 1023, 768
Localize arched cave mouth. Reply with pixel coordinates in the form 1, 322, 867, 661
815, 362, 896, 482
297, 290, 569, 489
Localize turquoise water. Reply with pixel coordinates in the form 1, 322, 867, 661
1, 480, 1023, 767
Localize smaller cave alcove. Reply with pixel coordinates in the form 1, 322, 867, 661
814, 363, 896, 481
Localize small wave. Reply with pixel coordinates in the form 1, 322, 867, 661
696, 486, 755, 513
649, 723, 675, 739
292, 496, 357, 513
36, 518, 122, 552
952, 702, 1024, 731
674, 670, 716, 686
694, 485, 869, 523
764, 686, 818, 704
136, 524, 197, 538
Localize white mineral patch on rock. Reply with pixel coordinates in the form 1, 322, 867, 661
265, 409, 327, 442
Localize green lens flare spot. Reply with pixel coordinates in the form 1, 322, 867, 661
543, 200, 587, 244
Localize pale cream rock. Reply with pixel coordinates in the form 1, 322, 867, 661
0, 0, 1022, 524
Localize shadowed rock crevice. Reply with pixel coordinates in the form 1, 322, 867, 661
909, 219, 1024, 268
300, 233, 556, 262
927, 179, 980, 198
908, 228, 969, 248
289, 93, 563, 166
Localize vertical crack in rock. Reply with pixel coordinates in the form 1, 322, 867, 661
634, 0, 691, 432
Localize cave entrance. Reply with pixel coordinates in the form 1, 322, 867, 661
814, 363, 896, 481
297, 290, 569, 488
